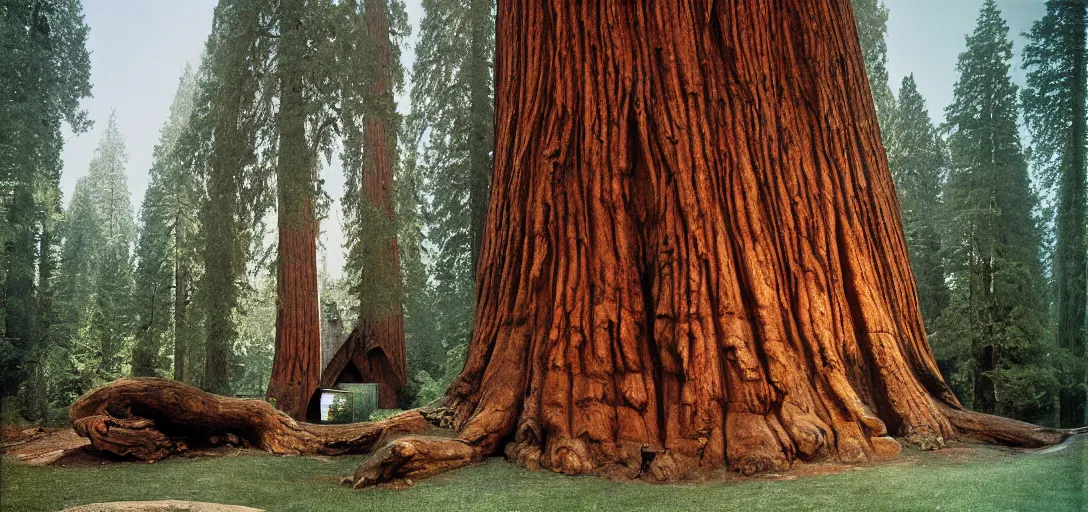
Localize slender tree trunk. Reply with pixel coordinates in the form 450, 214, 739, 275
173, 250, 190, 384
2, 181, 36, 396
1057, 4, 1087, 428
267, 0, 322, 420
349, 0, 407, 409
29, 210, 57, 420
202, 154, 241, 395
467, 0, 493, 275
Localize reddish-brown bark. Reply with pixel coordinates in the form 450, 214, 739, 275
348, 0, 1083, 485
69, 379, 429, 461
70, 0, 1083, 488
267, 0, 322, 421
334, 0, 407, 409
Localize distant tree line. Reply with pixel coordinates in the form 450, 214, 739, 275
853, 0, 1086, 427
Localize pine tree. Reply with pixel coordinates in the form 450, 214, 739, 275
132, 67, 201, 378
92, 241, 134, 379
83, 114, 136, 384
132, 178, 172, 376
851, 0, 896, 142
407, 0, 495, 379
397, 137, 442, 383
53, 178, 103, 399
184, 0, 277, 395
0, 0, 91, 406
889, 75, 950, 331
1022, 0, 1087, 428
937, 0, 1057, 424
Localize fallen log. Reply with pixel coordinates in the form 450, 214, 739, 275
69, 378, 430, 461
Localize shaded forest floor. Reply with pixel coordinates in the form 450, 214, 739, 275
1, 428, 1085, 511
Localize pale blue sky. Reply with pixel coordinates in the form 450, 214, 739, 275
58, 0, 1046, 278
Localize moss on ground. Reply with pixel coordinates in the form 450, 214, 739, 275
2, 437, 1084, 511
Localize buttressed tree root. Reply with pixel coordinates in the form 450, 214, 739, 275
70, 0, 1087, 489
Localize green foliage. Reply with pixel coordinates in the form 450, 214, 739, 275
132, 66, 202, 379
851, 0, 896, 142
1022, 0, 1087, 427
0, 0, 91, 409
367, 408, 405, 421
404, 0, 496, 384
50, 115, 137, 397
889, 75, 950, 331
232, 276, 276, 396
936, 0, 1057, 424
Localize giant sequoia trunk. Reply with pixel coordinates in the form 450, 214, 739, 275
267, 0, 322, 421
71, 0, 1083, 488
347, 0, 1083, 485
337, 0, 408, 409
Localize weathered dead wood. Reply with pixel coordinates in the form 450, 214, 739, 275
347, 435, 477, 488
69, 378, 429, 461
940, 404, 1086, 448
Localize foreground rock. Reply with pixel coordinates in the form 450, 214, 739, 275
60, 501, 262, 512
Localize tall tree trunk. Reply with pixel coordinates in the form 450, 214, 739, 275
467, 0, 493, 276
28, 205, 57, 421
173, 249, 190, 384
1057, 3, 1087, 428
71, 0, 1085, 487
267, 0, 322, 420
2, 180, 37, 397
349, 0, 407, 409
201, 146, 241, 395
349, 0, 1082, 486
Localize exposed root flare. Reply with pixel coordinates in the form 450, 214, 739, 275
68, 378, 430, 460
939, 404, 1079, 448
348, 436, 477, 488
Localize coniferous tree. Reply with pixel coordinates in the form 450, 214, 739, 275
1022, 0, 1087, 428
85, 114, 136, 383
936, 0, 1057, 424
53, 178, 103, 399
407, 0, 495, 381
184, 0, 276, 394
52, 115, 136, 394
851, 0, 896, 143
268, 0, 324, 417
0, 0, 91, 408
132, 68, 200, 377
132, 178, 172, 377
889, 74, 950, 332
397, 137, 441, 385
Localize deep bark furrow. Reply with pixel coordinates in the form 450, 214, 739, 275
434, 0, 1083, 486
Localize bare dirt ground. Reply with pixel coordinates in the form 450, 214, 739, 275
2, 425, 89, 465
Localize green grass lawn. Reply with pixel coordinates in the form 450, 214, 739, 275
2, 437, 1084, 512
